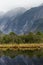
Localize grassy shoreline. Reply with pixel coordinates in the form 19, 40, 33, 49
0, 43, 42, 58
0, 43, 43, 51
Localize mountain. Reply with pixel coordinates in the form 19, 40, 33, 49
4, 7, 26, 17
0, 55, 43, 65
0, 7, 26, 33
30, 18, 43, 32
0, 12, 4, 16
13, 5, 43, 34
0, 6, 43, 34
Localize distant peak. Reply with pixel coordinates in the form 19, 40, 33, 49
40, 3, 43, 7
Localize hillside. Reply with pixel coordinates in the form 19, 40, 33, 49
0, 6, 43, 34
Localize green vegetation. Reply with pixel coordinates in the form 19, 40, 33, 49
0, 32, 43, 58
0, 49, 43, 58
0, 32, 43, 44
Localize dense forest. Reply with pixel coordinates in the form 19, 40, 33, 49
0, 32, 43, 44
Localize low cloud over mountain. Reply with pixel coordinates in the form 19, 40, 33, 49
0, 6, 43, 34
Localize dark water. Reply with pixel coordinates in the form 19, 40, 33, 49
0, 55, 43, 65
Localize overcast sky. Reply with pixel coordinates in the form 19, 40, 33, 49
0, 0, 43, 12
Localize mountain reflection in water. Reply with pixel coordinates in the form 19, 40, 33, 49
0, 55, 43, 65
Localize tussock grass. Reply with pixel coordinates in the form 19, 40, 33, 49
0, 43, 43, 51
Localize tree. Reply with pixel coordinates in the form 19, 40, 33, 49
1, 35, 11, 43
36, 31, 42, 35
9, 32, 17, 36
